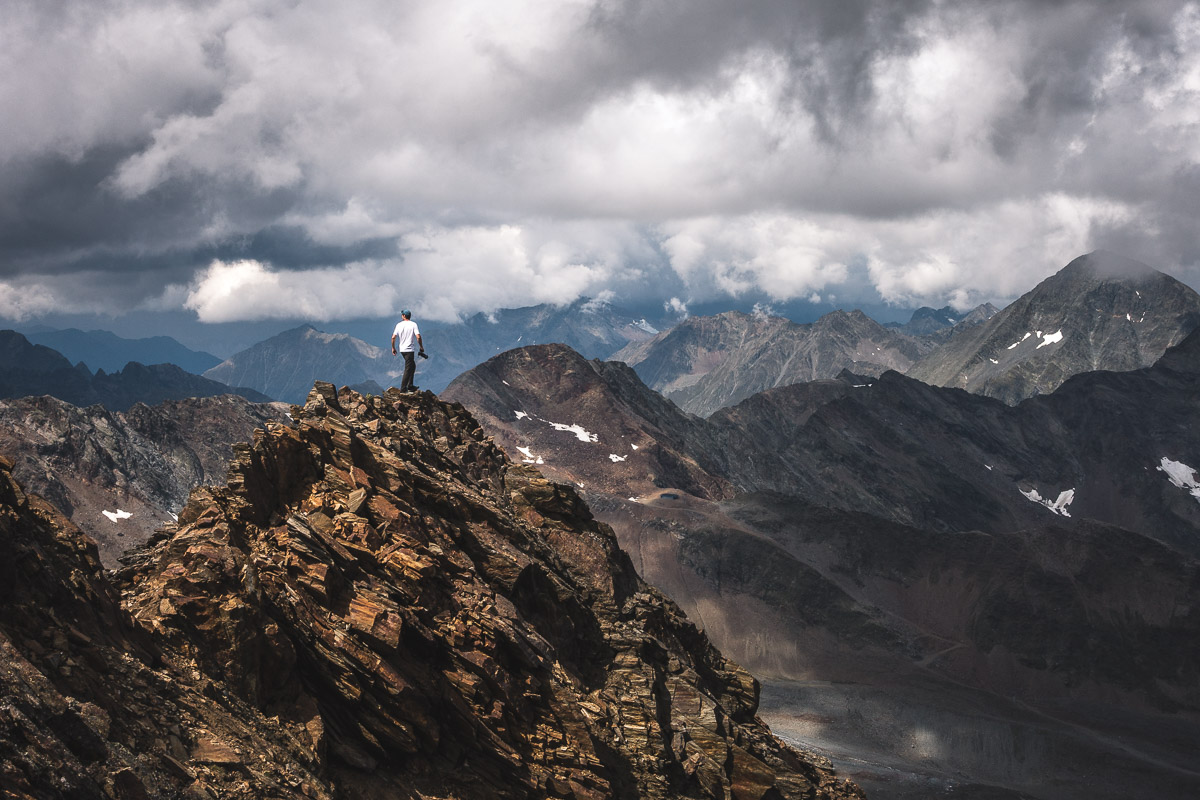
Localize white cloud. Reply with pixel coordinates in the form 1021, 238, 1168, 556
655, 192, 1140, 310
3, 1, 1200, 323
184, 258, 403, 322
660, 215, 854, 301
0, 281, 60, 321
180, 220, 657, 322
664, 297, 689, 316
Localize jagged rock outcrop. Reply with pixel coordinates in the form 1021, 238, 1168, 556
0, 394, 291, 567
108, 382, 862, 799
907, 252, 1200, 403
0, 454, 332, 800
613, 310, 921, 417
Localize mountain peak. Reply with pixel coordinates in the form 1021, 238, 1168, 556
113, 381, 861, 798
908, 253, 1200, 403
1062, 250, 1160, 281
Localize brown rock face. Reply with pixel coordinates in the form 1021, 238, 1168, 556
0, 453, 331, 800
111, 382, 862, 799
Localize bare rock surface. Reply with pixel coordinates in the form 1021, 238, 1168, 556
0, 454, 332, 800
14, 381, 857, 799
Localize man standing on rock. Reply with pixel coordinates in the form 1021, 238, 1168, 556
390, 309, 426, 392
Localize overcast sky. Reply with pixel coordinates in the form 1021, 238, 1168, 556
2, 0, 1199, 327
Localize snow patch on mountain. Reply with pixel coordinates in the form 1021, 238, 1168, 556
633, 319, 660, 335
1008, 332, 1034, 350
516, 446, 544, 465
102, 509, 132, 523
1037, 330, 1064, 348
547, 421, 598, 443
609, 454, 627, 462
514, 411, 528, 420
1157, 457, 1200, 503
1020, 487, 1075, 516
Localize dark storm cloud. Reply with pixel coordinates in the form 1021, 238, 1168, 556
1, 0, 1198, 322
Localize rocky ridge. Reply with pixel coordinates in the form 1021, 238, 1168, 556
0, 453, 333, 800
94, 382, 861, 799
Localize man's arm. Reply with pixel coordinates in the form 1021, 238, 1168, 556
417, 333, 424, 353
391, 333, 398, 355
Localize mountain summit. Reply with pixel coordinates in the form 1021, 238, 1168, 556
907, 251, 1200, 402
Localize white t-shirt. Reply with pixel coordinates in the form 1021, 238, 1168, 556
392, 319, 420, 352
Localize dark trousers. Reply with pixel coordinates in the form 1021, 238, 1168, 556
400, 351, 417, 391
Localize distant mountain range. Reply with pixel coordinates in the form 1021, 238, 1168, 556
0, 330, 270, 410
443, 326, 1200, 799
615, 252, 1198, 415
24, 327, 222, 374
204, 298, 664, 402
885, 302, 1000, 336
12, 253, 1194, 420
446, 332, 1200, 554
612, 309, 928, 417
204, 324, 392, 405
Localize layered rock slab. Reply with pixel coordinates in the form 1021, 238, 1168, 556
115, 382, 862, 799
0, 454, 332, 800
